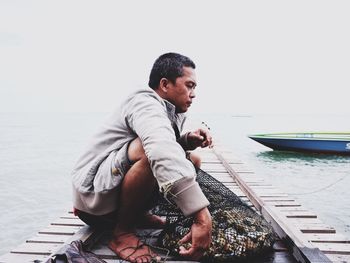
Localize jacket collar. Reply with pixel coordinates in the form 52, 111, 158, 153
164, 100, 177, 122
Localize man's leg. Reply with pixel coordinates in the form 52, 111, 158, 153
109, 138, 163, 263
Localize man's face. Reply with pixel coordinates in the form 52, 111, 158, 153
167, 67, 197, 113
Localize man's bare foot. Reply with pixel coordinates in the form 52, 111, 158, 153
136, 213, 166, 229
108, 230, 160, 263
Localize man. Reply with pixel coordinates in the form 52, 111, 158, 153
72, 53, 212, 263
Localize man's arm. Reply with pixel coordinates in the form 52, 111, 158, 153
126, 94, 209, 216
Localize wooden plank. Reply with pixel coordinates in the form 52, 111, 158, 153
60, 214, 80, 219
11, 243, 61, 255
299, 225, 336, 234
249, 185, 278, 189
0, 253, 48, 263
266, 201, 301, 207
263, 198, 296, 202
277, 207, 310, 212
39, 225, 82, 235
205, 166, 254, 173
212, 178, 235, 183
235, 171, 255, 174
305, 233, 350, 243
324, 253, 350, 262
316, 243, 350, 254
27, 234, 69, 244
201, 163, 226, 168
202, 168, 229, 173
258, 193, 290, 197
286, 218, 323, 225
201, 159, 242, 164
252, 190, 291, 195
248, 184, 275, 188
209, 172, 231, 177
283, 211, 318, 218
51, 217, 86, 226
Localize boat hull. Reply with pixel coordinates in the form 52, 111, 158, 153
249, 134, 350, 155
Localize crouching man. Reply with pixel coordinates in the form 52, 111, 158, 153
72, 53, 212, 263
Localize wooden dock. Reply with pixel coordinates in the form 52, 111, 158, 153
1, 144, 350, 262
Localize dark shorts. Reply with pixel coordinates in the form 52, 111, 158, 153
75, 188, 161, 229
75, 208, 118, 229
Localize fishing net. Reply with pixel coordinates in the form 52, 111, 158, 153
152, 168, 276, 262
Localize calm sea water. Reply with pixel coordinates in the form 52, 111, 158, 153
0, 112, 349, 255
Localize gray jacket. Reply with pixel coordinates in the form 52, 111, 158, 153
72, 88, 209, 216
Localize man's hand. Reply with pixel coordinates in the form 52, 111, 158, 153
187, 128, 213, 150
178, 208, 212, 260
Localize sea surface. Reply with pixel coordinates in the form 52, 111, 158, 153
0, 112, 349, 255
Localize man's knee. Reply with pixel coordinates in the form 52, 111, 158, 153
128, 138, 147, 163
189, 152, 201, 168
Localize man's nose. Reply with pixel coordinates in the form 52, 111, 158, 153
190, 90, 196, 98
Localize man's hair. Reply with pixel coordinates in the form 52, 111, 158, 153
148, 52, 196, 90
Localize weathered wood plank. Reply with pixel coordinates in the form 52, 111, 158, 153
248, 184, 275, 188
286, 218, 323, 225
263, 198, 296, 202
249, 186, 277, 189
306, 233, 350, 243
201, 159, 242, 164
39, 225, 82, 235
299, 225, 336, 234
277, 207, 310, 211
325, 253, 350, 262
316, 243, 350, 254
0, 253, 48, 263
283, 211, 318, 218
11, 243, 61, 255
200, 163, 226, 168
27, 234, 69, 244
266, 201, 301, 207
57, 214, 81, 220
51, 217, 85, 226
204, 166, 254, 173
252, 190, 292, 196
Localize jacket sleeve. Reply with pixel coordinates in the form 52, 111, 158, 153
125, 95, 209, 216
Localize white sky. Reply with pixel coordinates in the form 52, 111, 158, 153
0, 0, 349, 114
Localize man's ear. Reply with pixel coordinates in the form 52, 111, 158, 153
159, 78, 169, 93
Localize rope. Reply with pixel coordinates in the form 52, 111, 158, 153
287, 173, 349, 195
